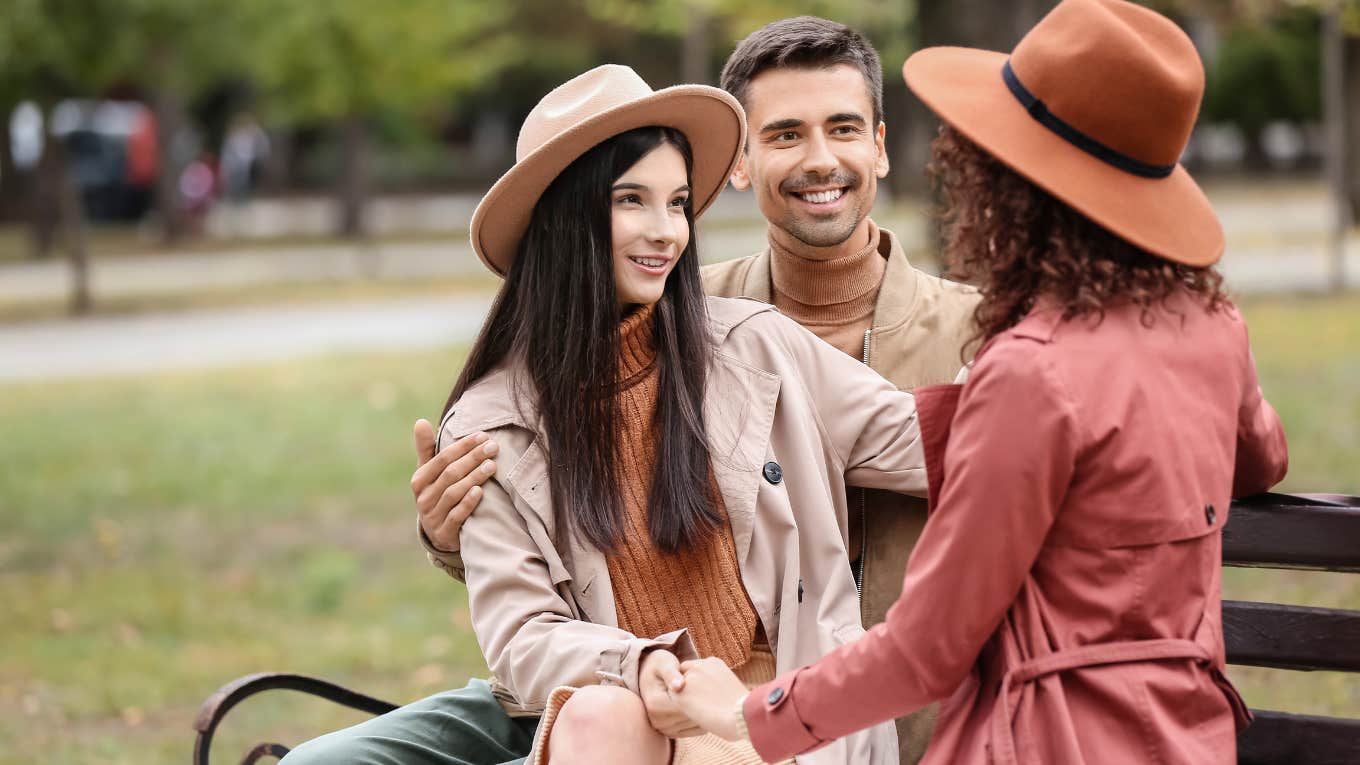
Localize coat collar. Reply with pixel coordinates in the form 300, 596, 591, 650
869, 228, 922, 331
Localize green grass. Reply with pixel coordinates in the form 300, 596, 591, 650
0, 294, 1357, 763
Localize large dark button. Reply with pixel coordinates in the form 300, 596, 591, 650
1204, 504, 1216, 525
767, 687, 785, 705
763, 462, 783, 485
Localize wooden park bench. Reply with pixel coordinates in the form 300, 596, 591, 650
192, 492, 1360, 764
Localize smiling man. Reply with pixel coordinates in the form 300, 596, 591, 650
696, 21, 980, 760
289, 16, 980, 765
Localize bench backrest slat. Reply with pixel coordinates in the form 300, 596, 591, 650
1223, 600, 1360, 672
1237, 710, 1360, 765
1223, 495, 1360, 572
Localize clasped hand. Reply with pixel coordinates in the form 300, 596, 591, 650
640, 650, 752, 742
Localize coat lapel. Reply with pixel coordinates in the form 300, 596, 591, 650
704, 350, 780, 565
914, 383, 964, 509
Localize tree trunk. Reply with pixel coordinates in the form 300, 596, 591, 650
151, 42, 189, 245
895, 0, 1056, 259
682, 2, 713, 84
47, 128, 91, 313
1344, 33, 1360, 223
896, 0, 1055, 197
0, 108, 25, 224
1322, 6, 1349, 292
30, 115, 61, 260
337, 113, 370, 240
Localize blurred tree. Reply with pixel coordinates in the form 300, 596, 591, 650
1343, 3, 1360, 220
1203, 5, 1322, 168
896, 0, 1055, 203
0, 0, 247, 302
241, 0, 513, 239
0, 0, 124, 310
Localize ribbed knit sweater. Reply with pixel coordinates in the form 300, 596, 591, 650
605, 304, 758, 669
770, 220, 886, 359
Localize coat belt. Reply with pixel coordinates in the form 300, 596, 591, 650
988, 638, 1215, 765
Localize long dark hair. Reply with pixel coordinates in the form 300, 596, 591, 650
444, 126, 719, 554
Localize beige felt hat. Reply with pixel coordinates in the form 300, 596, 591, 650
470, 64, 746, 276
903, 0, 1224, 267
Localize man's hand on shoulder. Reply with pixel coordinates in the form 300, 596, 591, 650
411, 419, 497, 552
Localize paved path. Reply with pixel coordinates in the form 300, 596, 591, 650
2, 184, 1356, 383
0, 294, 494, 382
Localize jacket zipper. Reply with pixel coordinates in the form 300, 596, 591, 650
856, 328, 871, 603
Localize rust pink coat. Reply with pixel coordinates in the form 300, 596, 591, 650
746, 292, 1289, 764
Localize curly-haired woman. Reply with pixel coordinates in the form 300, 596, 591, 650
671, 2, 1289, 763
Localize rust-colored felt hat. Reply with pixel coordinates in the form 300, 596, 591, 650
903, 0, 1223, 267
470, 65, 746, 276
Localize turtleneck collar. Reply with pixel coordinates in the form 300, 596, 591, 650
617, 303, 658, 387
769, 219, 885, 309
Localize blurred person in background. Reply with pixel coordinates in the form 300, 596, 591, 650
668, 2, 1290, 763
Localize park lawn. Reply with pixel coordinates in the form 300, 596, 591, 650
1, 293, 1358, 763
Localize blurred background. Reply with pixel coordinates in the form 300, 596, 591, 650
0, 0, 1357, 762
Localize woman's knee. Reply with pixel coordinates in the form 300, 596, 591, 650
550, 685, 666, 761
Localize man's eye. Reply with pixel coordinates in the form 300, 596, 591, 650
778, 131, 798, 141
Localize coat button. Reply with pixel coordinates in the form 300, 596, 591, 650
767, 687, 785, 705
1205, 504, 1216, 525
763, 462, 783, 485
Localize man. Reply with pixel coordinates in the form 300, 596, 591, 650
286, 16, 977, 765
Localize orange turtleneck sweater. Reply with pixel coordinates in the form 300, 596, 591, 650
605, 304, 759, 670
769, 219, 886, 359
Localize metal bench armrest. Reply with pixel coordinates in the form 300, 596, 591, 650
192, 672, 399, 765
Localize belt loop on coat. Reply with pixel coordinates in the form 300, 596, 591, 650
988, 638, 1213, 765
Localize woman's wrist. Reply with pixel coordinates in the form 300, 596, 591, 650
733, 697, 750, 742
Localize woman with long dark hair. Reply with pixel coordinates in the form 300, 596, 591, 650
441, 65, 928, 765
671, 2, 1289, 763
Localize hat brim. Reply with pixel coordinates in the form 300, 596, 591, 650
470, 86, 745, 276
903, 47, 1222, 267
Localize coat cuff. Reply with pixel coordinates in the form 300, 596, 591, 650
744, 668, 822, 761
418, 516, 465, 581
598, 629, 698, 694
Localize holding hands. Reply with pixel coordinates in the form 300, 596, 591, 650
662, 655, 753, 743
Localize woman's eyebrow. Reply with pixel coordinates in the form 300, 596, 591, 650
612, 182, 647, 191
673, 184, 691, 195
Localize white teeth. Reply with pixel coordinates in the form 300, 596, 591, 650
631, 257, 666, 267
801, 189, 843, 204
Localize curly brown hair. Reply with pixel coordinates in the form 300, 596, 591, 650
927, 125, 1229, 347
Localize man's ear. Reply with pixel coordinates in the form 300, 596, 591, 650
729, 149, 751, 191
874, 122, 890, 179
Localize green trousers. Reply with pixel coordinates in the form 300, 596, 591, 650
279, 679, 539, 765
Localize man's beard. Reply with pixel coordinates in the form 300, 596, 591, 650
779, 171, 865, 248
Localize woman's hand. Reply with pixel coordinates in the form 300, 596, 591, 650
669, 657, 750, 742
640, 650, 704, 738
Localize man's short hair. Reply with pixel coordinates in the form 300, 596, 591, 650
720, 16, 884, 127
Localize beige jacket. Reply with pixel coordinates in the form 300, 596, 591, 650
435, 296, 927, 764
701, 227, 979, 761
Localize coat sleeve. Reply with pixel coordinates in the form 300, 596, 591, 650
459, 448, 698, 712
1231, 319, 1288, 497
768, 314, 928, 497
742, 341, 1079, 761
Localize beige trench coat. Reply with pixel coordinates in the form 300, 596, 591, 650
437, 296, 929, 764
